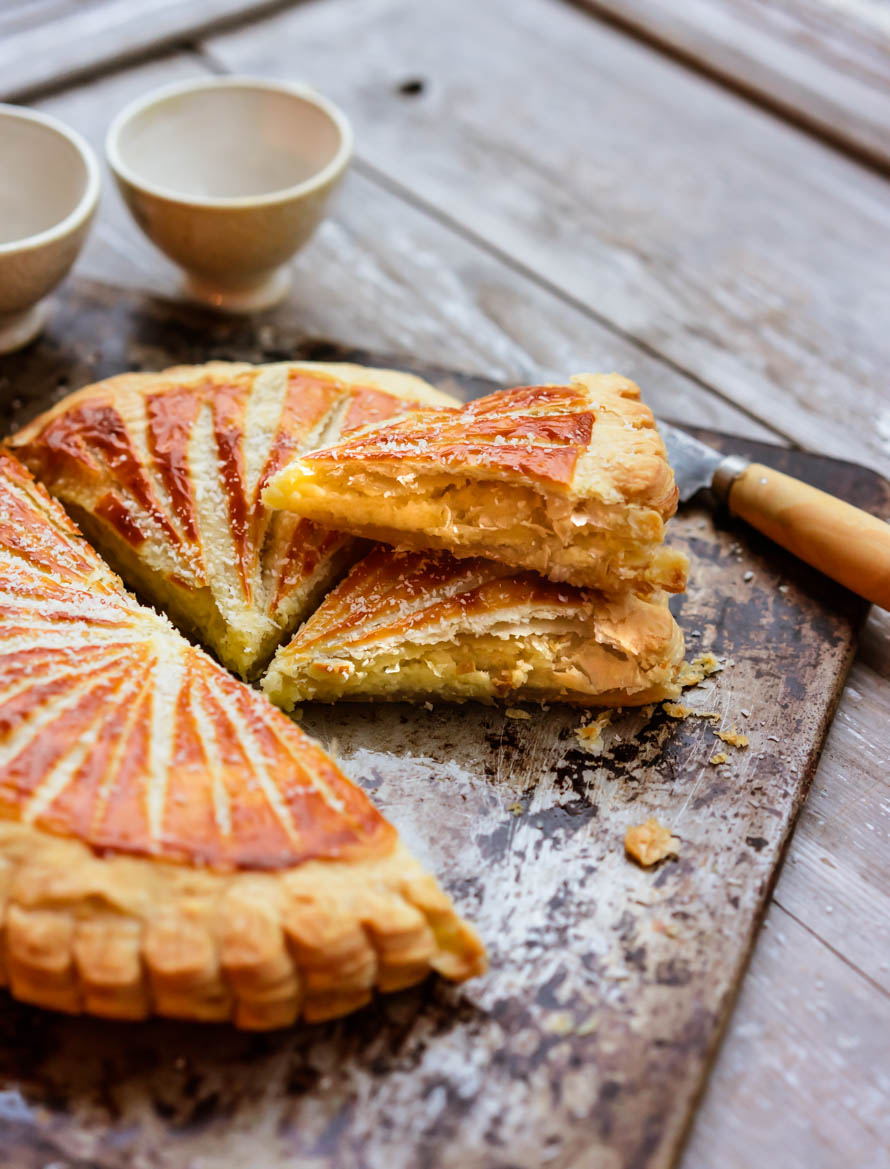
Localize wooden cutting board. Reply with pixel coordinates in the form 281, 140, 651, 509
0, 280, 887, 1169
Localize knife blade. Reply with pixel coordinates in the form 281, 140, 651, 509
656, 419, 890, 611
658, 420, 749, 505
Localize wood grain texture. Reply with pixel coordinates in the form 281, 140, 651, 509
728, 462, 890, 609
576, 0, 890, 170
684, 901, 890, 1169
0, 0, 286, 101
204, 0, 890, 478
2, 316, 889, 1168
772, 651, 890, 992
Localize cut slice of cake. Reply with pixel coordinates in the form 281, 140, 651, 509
0, 451, 484, 1028
262, 546, 685, 709
7, 361, 457, 678
263, 373, 688, 595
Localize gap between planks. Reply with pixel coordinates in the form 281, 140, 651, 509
564, 0, 890, 178
0, 0, 299, 106
772, 900, 890, 1000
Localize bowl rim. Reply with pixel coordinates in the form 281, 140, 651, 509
105, 75, 354, 209
0, 103, 101, 256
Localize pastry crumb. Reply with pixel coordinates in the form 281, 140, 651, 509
505, 707, 531, 720
696, 651, 722, 675
663, 701, 690, 719
652, 918, 678, 938
625, 817, 679, 867
716, 727, 749, 749
676, 652, 723, 689
576, 1013, 599, 1036
709, 752, 729, 765
546, 1011, 575, 1035
575, 711, 612, 752
663, 701, 719, 722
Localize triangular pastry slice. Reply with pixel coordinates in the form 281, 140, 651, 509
8, 361, 457, 678
0, 452, 484, 1028
263, 546, 685, 709
263, 373, 688, 595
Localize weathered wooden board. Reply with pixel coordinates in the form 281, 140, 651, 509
0, 284, 887, 1169
205, 0, 890, 479
577, 0, 890, 170
0, 0, 286, 102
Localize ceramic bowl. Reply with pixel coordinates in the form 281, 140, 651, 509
106, 77, 353, 312
0, 105, 100, 353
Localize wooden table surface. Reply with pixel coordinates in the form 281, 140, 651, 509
2, 2, 889, 1166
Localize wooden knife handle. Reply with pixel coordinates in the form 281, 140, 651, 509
728, 462, 890, 610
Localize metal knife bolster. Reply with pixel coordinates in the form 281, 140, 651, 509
656, 419, 751, 505
711, 454, 750, 502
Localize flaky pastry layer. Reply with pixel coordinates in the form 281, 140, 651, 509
264, 548, 685, 708
263, 373, 688, 595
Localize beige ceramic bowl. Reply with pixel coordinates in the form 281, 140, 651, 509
106, 77, 353, 312
0, 105, 100, 353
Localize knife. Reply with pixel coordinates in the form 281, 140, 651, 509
659, 421, 890, 611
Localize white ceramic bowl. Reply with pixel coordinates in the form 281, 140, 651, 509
0, 105, 100, 353
106, 77, 353, 312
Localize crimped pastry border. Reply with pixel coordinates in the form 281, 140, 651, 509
0, 821, 485, 1030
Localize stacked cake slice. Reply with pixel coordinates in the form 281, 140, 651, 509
262, 372, 688, 707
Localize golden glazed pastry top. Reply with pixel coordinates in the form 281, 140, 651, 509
7, 361, 457, 677
267, 374, 677, 507
263, 373, 688, 595
0, 448, 392, 869
0, 452, 485, 1026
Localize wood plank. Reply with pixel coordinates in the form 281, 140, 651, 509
577, 0, 890, 171
204, 0, 890, 478
0, 0, 289, 101
771, 648, 890, 993
28, 56, 777, 439
684, 902, 890, 1169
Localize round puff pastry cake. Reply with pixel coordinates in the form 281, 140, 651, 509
263, 373, 689, 596
0, 452, 484, 1028
264, 546, 685, 709
7, 361, 457, 679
